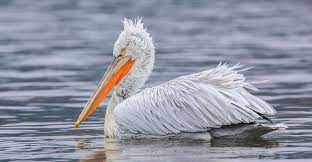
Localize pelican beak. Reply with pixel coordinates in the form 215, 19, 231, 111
74, 55, 134, 128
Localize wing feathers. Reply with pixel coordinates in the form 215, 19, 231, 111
114, 63, 276, 136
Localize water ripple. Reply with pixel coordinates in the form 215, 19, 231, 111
0, 0, 312, 161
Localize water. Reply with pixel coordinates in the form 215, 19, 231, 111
0, 0, 312, 161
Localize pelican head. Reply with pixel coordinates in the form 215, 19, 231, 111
74, 18, 155, 128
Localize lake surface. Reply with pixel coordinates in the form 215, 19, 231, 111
1, 0, 312, 161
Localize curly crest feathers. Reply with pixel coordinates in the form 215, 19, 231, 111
123, 18, 144, 31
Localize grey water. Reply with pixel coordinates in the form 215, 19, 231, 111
0, 0, 312, 161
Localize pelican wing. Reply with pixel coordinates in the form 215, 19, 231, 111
114, 63, 276, 136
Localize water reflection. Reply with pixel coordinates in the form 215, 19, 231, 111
78, 137, 280, 162
80, 150, 108, 162
1, 0, 312, 161
79, 148, 121, 162
210, 138, 279, 148
77, 139, 121, 162
75, 139, 92, 150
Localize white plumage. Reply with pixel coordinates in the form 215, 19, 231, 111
114, 63, 276, 137
74, 18, 286, 139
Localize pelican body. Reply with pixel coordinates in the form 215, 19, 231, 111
74, 19, 286, 139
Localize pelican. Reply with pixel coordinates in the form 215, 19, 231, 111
74, 18, 286, 139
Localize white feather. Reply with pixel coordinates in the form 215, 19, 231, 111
101, 18, 280, 139
113, 64, 276, 137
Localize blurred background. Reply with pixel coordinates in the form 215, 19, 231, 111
0, 0, 312, 161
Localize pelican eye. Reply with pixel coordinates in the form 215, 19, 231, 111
120, 48, 126, 56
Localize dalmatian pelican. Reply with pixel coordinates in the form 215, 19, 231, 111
74, 18, 286, 139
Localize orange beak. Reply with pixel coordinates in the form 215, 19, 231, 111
74, 55, 134, 128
